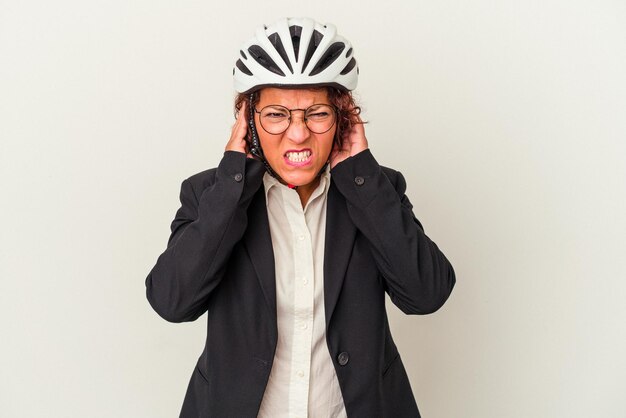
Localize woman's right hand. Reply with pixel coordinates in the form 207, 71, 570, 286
225, 101, 252, 158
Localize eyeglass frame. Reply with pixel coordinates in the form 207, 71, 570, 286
252, 103, 338, 135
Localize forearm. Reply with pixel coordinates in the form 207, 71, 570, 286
146, 151, 265, 322
331, 149, 456, 314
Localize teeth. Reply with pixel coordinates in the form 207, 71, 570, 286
285, 150, 311, 162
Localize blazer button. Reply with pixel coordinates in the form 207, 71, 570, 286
234, 173, 243, 182
337, 351, 349, 366
354, 176, 365, 186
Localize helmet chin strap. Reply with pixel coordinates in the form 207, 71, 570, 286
248, 94, 280, 180
248, 93, 329, 191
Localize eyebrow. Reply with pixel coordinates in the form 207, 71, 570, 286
260, 103, 331, 110
263, 104, 290, 109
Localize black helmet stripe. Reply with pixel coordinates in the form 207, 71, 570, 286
309, 42, 345, 76
340, 57, 357, 75
302, 29, 324, 73
268, 32, 293, 74
248, 45, 286, 76
289, 25, 302, 62
236, 59, 252, 76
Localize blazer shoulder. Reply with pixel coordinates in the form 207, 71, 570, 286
380, 165, 405, 190
184, 167, 218, 193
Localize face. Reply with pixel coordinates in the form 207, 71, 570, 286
255, 87, 336, 188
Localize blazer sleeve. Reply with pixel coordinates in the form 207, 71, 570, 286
145, 151, 265, 323
330, 149, 456, 314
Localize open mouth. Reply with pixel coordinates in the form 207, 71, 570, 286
284, 150, 312, 162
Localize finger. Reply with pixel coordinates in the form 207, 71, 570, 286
239, 99, 248, 122
348, 121, 368, 155
233, 104, 249, 138
352, 121, 366, 139
341, 129, 353, 148
226, 102, 250, 153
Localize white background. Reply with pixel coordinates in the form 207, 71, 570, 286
1, 1, 625, 417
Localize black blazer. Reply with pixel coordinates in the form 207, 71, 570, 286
146, 150, 456, 417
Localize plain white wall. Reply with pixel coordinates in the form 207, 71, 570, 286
1, 0, 625, 417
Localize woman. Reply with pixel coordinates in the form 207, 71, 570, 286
146, 17, 455, 417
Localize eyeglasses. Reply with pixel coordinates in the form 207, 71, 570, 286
254, 104, 337, 135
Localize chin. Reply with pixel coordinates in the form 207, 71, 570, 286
281, 171, 316, 187
272, 163, 319, 185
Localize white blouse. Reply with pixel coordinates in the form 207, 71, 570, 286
257, 166, 347, 418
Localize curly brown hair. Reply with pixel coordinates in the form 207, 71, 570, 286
234, 87, 363, 151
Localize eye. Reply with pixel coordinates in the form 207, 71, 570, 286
306, 105, 333, 120
309, 112, 328, 119
307, 110, 331, 120
262, 107, 289, 119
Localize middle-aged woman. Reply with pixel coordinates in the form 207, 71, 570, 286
146, 17, 456, 417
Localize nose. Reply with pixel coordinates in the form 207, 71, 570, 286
284, 113, 310, 144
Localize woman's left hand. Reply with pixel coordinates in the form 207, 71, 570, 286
330, 117, 369, 169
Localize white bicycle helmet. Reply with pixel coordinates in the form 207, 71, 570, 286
233, 17, 358, 93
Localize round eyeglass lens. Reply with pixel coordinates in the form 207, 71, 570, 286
258, 104, 336, 134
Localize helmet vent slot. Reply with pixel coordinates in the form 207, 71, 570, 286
268, 32, 293, 74
309, 42, 345, 76
289, 25, 302, 62
235, 59, 252, 76
248, 45, 286, 76
302, 29, 324, 73
340, 57, 357, 75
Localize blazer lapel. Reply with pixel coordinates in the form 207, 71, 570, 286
324, 181, 357, 328
244, 188, 277, 324
244, 181, 356, 330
